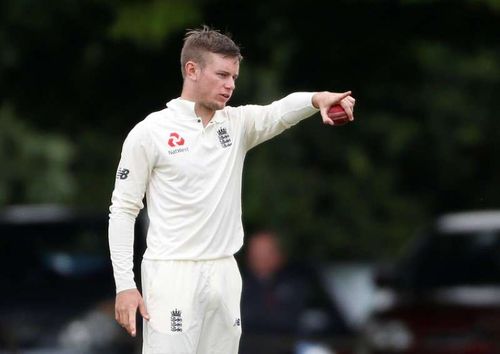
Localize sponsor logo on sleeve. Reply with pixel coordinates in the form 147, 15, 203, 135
116, 168, 130, 180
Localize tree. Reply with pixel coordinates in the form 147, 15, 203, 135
1, 0, 499, 260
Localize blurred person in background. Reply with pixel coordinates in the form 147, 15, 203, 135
240, 230, 348, 354
108, 25, 355, 354
242, 230, 304, 334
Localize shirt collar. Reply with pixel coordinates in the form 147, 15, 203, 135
166, 98, 226, 123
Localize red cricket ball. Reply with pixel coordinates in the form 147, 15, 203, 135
327, 104, 349, 125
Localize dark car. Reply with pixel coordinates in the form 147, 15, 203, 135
361, 210, 500, 354
0, 205, 146, 354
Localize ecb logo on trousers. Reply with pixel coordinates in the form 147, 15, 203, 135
171, 309, 183, 332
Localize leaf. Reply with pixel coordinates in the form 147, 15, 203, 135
108, 0, 201, 47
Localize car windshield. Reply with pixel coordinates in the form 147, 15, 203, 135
0, 220, 114, 302
404, 230, 500, 289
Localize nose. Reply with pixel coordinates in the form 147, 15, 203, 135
225, 77, 235, 90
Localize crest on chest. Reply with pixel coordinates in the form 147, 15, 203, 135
217, 127, 232, 148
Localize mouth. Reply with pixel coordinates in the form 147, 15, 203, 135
220, 93, 231, 100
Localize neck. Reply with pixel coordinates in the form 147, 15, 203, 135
180, 90, 215, 127
194, 103, 215, 127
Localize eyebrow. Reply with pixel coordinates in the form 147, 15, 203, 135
218, 70, 238, 79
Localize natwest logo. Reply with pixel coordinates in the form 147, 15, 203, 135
167, 132, 189, 155
168, 132, 185, 147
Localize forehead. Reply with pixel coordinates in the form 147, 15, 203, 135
204, 52, 240, 74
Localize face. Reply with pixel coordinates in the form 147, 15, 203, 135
247, 233, 285, 279
188, 52, 239, 113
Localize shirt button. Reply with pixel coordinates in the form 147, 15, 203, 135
197, 119, 201, 123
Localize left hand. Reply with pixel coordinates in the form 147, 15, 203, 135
312, 91, 356, 125
115, 288, 150, 337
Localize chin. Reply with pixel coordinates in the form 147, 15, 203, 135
208, 102, 225, 111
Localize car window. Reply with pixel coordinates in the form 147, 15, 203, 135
403, 230, 500, 289
0, 221, 114, 301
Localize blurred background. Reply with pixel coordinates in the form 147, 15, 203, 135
1, 0, 499, 353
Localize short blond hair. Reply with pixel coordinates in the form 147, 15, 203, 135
180, 25, 242, 78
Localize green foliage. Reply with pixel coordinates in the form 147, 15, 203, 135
1, 0, 499, 260
0, 106, 75, 205
236, 0, 500, 259
109, 0, 201, 48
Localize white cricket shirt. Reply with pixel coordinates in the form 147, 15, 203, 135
109, 92, 319, 292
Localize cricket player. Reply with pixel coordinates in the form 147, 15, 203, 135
108, 26, 355, 354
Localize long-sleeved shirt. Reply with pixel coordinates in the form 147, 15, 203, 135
108, 92, 319, 293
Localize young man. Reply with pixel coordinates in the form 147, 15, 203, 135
108, 26, 355, 354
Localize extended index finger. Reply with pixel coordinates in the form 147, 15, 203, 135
336, 91, 352, 103
128, 306, 137, 337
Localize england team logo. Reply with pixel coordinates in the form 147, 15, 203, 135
171, 308, 183, 332
217, 127, 232, 148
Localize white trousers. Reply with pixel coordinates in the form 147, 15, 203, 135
141, 257, 242, 354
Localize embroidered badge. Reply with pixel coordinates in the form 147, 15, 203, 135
217, 127, 232, 148
171, 309, 183, 332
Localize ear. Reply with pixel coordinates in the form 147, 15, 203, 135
185, 61, 199, 81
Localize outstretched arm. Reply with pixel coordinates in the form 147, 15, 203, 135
240, 90, 356, 150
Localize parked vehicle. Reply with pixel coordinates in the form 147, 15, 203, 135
0, 205, 147, 354
361, 210, 500, 354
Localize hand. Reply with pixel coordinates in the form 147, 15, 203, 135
115, 288, 150, 337
312, 91, 356, 126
